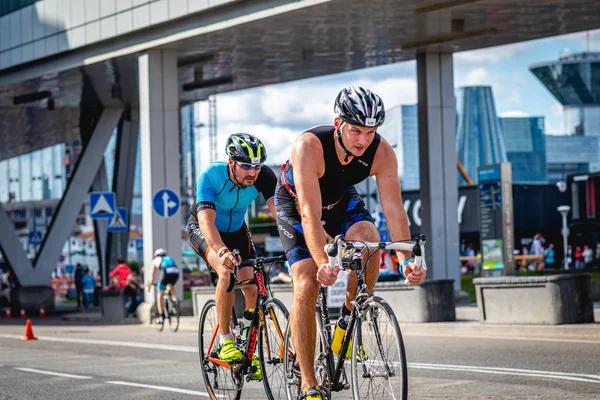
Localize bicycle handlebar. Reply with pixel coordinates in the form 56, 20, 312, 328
226, 250, 287, 293
324, 234, 427, 273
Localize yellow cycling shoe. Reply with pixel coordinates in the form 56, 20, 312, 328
217, 338, 242, 363
299, 386, 322, 400
250, 354, 262, 380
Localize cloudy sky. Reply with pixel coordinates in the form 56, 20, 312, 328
193, 29, 600, 173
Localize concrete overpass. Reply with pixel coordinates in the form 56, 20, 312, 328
1, 0, 600, 306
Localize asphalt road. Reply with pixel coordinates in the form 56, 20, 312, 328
0, 317, 599, 399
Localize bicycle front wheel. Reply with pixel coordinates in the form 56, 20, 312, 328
198, 299, 243, 400
350, 296, 407, 400
259, 298, 289, 400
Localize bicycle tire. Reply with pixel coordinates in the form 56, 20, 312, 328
350, 296, 407, 400
168, 298, 180, 332
198, 299, 243, 400
150, 302, 164, 332
283, 313, 332, 400
259, 298, 289, 400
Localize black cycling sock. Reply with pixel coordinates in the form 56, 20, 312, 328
242, 309, 254, 320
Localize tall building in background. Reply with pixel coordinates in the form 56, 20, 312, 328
530, 52, 600, 181
500, 117, 547, 182
530, 52, 600, 138
545, 135, 600, 182
401, 105, 420, 190
0, 144, 68, 203
378, 104, 402, 179
456, 86, 507, 184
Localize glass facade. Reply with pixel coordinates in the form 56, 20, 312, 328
530, 52, 600, 137
563, 106, 600, 136
500, 117, 547, 182
0, 143, 67, 203
401, 105, 420, 190
0, 0, 38, 18
545, 135, 600, 182
456, 86, 507, 184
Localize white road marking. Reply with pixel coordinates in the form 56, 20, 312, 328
409, 363, 600, 384
106, 381, 210, 397
404, 332, 600, 345
14, 367, 92, 379
0, 334, 196, 352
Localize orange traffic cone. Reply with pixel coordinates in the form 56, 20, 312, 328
5, 308, 11, 318
20, 309, 26, 318
21, 319, 38, 341
39, 307, 46, 317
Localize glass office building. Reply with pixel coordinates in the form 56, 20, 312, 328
0, 143, 67, 203
545, 135, 600, 182
401, 105, 420, 190
530, 52, 600, 137
500, 117, 547, 182
456, 86, 507, 184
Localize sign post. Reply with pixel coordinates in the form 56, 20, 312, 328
478, 163, 515, 277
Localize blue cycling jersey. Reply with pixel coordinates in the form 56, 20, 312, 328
159, 255, 177, 270
194, 162, 276, 233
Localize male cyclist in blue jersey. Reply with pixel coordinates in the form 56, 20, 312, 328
147, 248, 180, 324
186, 133, 277, 381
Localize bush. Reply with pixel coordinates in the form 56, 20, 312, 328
128, 261, 141, 274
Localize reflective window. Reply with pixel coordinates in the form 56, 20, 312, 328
0, 0, 38, 18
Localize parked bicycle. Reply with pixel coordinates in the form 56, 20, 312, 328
150, 283, 180, 332
198, 252, 290, 400
284, 234, 427, 400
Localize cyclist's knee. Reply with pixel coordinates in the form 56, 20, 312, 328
345, 221, 379, 242
292, 276, 319, 303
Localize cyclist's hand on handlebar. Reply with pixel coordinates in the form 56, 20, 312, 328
220, 251, 239, 273
317, 263, 340, 286
402, 262, 427, 285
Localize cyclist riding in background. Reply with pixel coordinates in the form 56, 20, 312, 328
147, 248, 180, 324
274, 86, 427, 400
186, 133, 277, 381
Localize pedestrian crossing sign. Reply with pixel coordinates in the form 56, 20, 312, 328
107, 207, 128, 232
89, 192, 116, 219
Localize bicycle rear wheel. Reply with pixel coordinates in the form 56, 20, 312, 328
259, 298, 289, 400
166, 298, 180, 332
198, 299, 243, 400
283, 313, 333, 400
350, 296, 407, 400
150, 302, 164, 332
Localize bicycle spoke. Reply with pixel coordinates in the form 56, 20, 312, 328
260, 299, 289, 400
199, 300, 243, 400
351, 298, 407, 400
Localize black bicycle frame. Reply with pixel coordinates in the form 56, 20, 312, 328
317, 255, 368, 391
227, 255, 285, 376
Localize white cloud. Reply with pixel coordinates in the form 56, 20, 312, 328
499, 110, 530, 118
545, 102, 564, 135
455, 41, 531, 64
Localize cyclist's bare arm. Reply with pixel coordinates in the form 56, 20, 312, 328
197, 209, 227, 254
371, 138, 412, 261
147, 257, 161, 291
290, 134, 329, 268
266, 197, 276, 220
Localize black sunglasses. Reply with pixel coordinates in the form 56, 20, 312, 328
237, 162, 263, 171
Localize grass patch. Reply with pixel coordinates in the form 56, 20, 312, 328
184, 289, 192, 300
461, 269, 599, 303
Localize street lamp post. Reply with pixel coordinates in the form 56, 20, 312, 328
557, 205, 571, 270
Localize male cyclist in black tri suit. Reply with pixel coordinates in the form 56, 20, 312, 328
186, 133, 277, 381
275, 86, 427, 400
